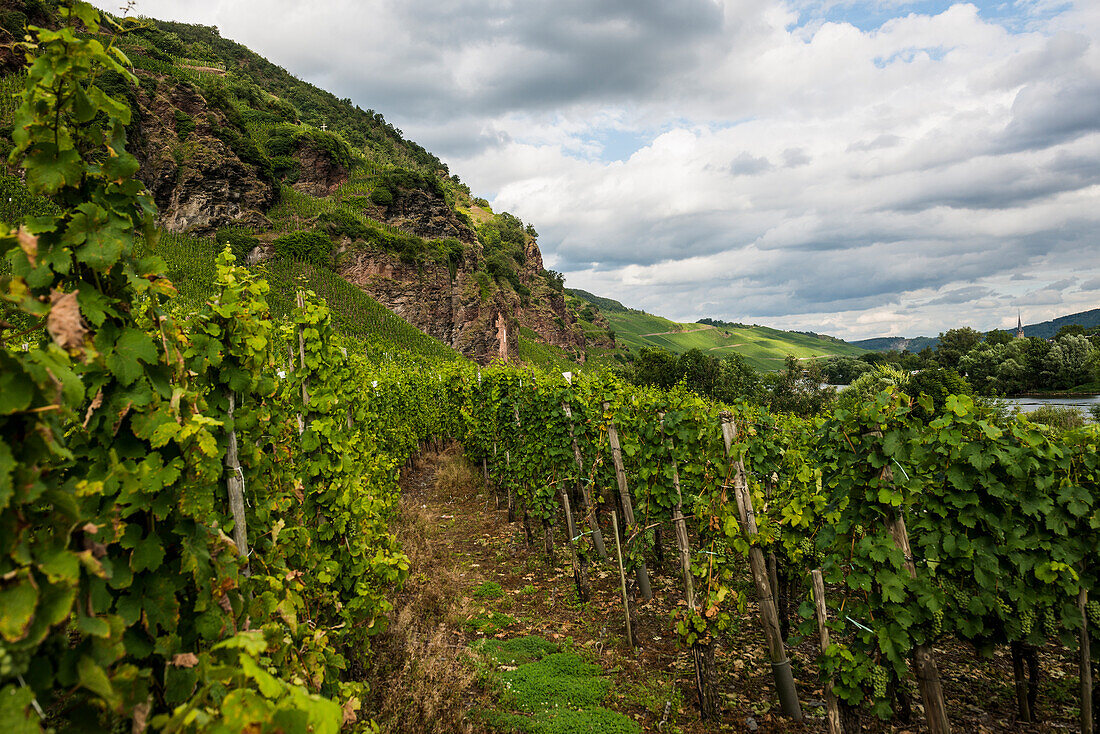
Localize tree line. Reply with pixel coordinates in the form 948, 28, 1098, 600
623, 323, 1100, 421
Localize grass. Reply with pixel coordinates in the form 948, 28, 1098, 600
602, 309, 867, 371
477, 636, 559, 667
475, 637, 640, 734
516, 328, 582, 373
145, 230, 465, 363
463, 610, 517, 635
473, 581, 505, 600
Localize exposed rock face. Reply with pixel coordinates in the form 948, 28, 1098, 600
337, 181, 591, 364
380, 188, 476, 242
291, 141, 347, 198
131, 76, 275, 234
341, 249, 519, 364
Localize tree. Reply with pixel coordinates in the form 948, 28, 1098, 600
822, 356, 872, 385
765, 356, 836, 416
713, 353, 762, 403
984, 328, 1014, 346
1041, 335, 1095, 389
678, 348, 720, 396
633, 346, 680, 390
908, 366, 972, 418
936, 327, 983, 368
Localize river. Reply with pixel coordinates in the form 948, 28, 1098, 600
828, 385, 1099, 422
997, 394, 1100, 421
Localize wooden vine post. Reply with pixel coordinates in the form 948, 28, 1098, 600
660, 412, 717, 720
562, 399, 608, 560
561, 490, 590, 603
504, 445, 516, 522
288, 342, 303, 436
340, 347, 352, 430
659, 413, 695, 608
296, 291, 309, 409
603, 401, 653, 600
1082, 586, 1093, 734
225, 392, 250, 576
611, 510, 635, 649
811, 569, 842, 734
873, 452, 951, 734
513, 404, 536, 549
720, 413, 803, 721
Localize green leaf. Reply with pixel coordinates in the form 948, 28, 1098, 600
67, 202, 129, 269
25, 144, 83, 194
131, 535, 165, 573
239, 653, 284, 699
106, 328, 158, 386
214, 631, 268, 656
38, 548, 80, 583
77, 655, 116, 703
0, 368, 34, 415
0, 572, 37, 642
0, 683, 39, 732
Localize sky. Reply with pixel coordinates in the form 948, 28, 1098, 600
129, 0, 1100, 340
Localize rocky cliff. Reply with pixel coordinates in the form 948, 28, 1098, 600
338, 187, 586, 365
130, 75, 275, 233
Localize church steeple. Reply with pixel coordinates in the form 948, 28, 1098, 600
1016, 311, 1024, 339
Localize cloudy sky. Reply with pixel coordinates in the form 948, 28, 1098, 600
131, 0, 1100, 340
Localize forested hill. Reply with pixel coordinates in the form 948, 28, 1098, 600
852, 307, 1100, 352
1013, 307, 1100, 340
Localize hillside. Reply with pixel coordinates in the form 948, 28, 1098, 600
853, 307, 1100, 352
1013, 307, 1100, 340
567, 291, 866, 371
0, 5, 597, 365
851, 335, 941, 352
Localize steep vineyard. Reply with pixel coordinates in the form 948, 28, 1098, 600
1, 5, 1098, 734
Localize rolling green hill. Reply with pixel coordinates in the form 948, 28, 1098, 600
568, 292, 866, 371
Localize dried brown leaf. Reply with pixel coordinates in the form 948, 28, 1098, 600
47, 289, 87, 351
17, 227, 37, 266
170, 653, 199, 668
83, 389, 103, 428
341, 697, 360, 726
131, 699, 151, 734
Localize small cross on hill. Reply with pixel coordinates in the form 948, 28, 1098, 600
320, 122, 327, 132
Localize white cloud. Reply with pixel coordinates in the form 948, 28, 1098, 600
129, 0, 1100, 339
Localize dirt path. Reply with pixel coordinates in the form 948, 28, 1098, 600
367, 444, 1087, 733
639, 325, 717, 337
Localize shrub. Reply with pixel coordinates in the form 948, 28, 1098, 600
545, 269, 565, 292
269, 154, 299, 183
485, 252, 520, 291
317, 207, 369, 241
297, 126, 357, 169
173, 108, 195, 141
272, 230, 332, 267
264, 125, 298, 157
1026, 405, 1085, 431
474, 271, 492, 302
369, 187, 393, 206
1090, 404, 1100, 423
